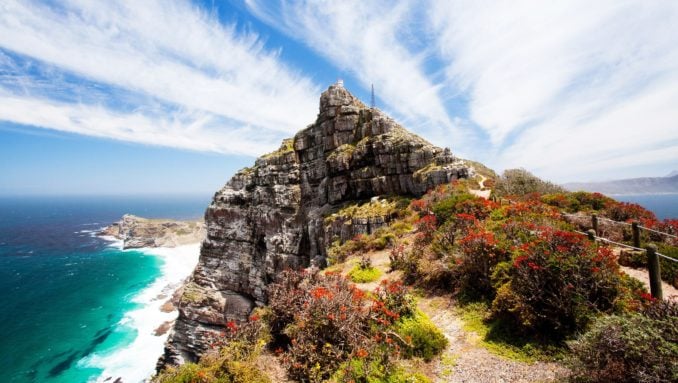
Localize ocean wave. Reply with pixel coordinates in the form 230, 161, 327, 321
80, 243, 200, 383
97, 235, 124, 250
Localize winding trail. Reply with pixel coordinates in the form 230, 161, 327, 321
469, 174, 491, 200
340, 247, 568, 383
417, 296, 568, 383
620, 265, 678, 302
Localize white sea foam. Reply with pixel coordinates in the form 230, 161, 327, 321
81, 243, 201, 382
98, 234, 124, 249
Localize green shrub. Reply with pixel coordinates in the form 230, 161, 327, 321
371, 230, 396, 250
431, 193, 475, 224
387, 370, 431, 383
389, 245, 422, 285
327, 240, 350, 265
395, 310, 448, 361
154, 363, 205, 383
349, 265, 382, 283
542, 191, 615, 212
390, 221, 413, 236
330, 359, 431, 383
327, 235, 371, 265
154, 316, 270, 383
571, 191, 613, 211
568, 313, 678, 382
494, 168, 565, 198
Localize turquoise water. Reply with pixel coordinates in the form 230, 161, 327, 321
0, 196, 208, 382
614, 194, 678, 220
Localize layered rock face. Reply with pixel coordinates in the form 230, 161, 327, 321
160, 83, 470, 367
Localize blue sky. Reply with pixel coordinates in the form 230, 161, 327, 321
1, 0, 677, 195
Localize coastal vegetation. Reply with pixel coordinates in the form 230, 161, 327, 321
155, 168, 678, 382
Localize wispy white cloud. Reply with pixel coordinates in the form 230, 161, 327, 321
245, 0, 454, 133
0, 90, 281, 156
0, 0, 320, 153
1, 0, 675, 182
429, 0, 678, 181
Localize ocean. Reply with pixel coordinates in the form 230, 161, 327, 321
0, 196, 209, 383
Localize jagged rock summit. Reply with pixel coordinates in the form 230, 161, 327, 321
159, 83, 471, 367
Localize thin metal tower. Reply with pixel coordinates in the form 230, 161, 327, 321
371, 84, 375, 108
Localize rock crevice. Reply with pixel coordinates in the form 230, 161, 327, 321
160, 83, 470, 367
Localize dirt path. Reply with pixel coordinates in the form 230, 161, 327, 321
345, 249, 568, 383
469, 174, 491, 200
417, 296, 568, 383
621, 266, 678, 302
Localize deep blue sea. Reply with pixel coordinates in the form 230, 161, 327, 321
0, 196, 209, 383
614, 194, 678, 220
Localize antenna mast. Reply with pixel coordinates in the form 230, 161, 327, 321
371, 84, 375, 109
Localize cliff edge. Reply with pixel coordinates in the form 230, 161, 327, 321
159, 83, 470, 367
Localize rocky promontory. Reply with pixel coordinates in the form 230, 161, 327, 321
159, 83, 471, 367
99, 214, 205, 249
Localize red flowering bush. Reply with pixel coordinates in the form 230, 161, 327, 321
499, 200, 562, 222
491, 228, 626, 338
409, 198, 429, 213
390, 244, 423, 285
455, 224, 509, 297
603, 201, 656, 223
267, 271, 367, 381
414, 214, 438, 244
267, 271, 435, 382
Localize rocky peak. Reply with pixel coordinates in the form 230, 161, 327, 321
159, 84, 471, 368
318, 82, 366, 119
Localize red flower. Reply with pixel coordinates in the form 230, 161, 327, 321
310, 286, 333, 300
226, 320, 237, 332
640, 292, 656, 302
356, 348, 368, 358
513, 255, 528, 268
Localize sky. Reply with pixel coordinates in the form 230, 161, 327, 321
0, 0, 677, 195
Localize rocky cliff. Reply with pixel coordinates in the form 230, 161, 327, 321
159, 83, 470, 367
99, 214, 205, 249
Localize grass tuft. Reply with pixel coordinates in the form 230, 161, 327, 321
456, 302, 565, 363
348, 265, 382, 283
